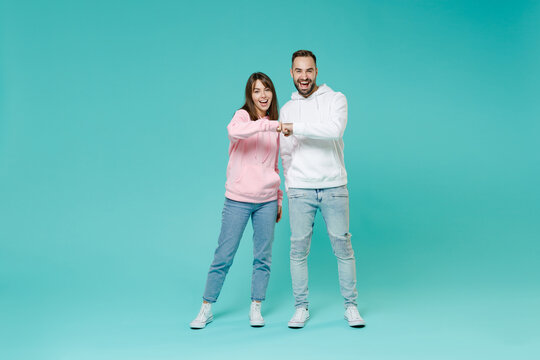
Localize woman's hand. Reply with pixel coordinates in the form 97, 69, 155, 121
276, 206, 282, 223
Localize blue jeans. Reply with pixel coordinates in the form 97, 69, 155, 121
288, 185, 358, 309
203, 198, 277, 303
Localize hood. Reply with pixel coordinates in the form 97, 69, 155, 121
291, 84, 332, 100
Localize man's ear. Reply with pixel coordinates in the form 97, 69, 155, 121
290, 68, 294, 78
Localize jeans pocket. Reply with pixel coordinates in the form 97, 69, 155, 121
330, 186, 349, 197
287, 189, 305, 199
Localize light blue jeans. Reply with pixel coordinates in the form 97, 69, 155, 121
203, 198, 277, 303
288, 185, 358, 309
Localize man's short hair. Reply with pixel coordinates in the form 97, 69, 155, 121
292, 50, 316, 65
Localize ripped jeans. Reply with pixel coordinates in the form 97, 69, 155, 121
287, 186, 358, 309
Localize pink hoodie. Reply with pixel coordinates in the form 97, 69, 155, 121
225, 109, 283, 206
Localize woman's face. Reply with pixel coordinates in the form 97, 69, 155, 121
252, 79, 273, 117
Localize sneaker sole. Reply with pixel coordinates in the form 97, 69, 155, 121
190, 315, 213, 329
250, 320, 265, 327
288, 315, 309, 328
345, 317, 365, 328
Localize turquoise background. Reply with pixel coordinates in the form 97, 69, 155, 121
1, 0, 539, 359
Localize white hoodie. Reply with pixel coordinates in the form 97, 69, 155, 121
280, 84, 348, 189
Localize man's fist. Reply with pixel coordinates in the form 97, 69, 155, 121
281, 123, 293, 136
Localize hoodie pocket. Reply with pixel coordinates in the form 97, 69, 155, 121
233, 163, 280, 197
290, 138, 341, 180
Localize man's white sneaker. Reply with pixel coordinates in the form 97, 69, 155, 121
344, 306, 365, 327
249, 301, 265, 327
190, 302, 213, 329
288, 307, 309, 328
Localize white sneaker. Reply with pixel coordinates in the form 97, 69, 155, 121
249, 301, 265, 327
344, 306, 365, 327
288, 307, 309, 328
190, 302, 213, 329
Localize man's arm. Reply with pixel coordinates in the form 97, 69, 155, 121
292, 93, 347, 140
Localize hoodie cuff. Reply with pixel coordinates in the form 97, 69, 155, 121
266, 120, 279, 132
293, 122, 306, 136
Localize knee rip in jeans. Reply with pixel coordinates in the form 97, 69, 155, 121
290, 234, 311, 260
329, 231, 354, 259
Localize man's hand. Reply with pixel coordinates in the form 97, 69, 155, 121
281, 123, 293, 136
276, 205, 282, 223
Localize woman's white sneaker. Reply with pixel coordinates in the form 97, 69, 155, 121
288, 307, 310, 328
190, 303, 213, 329
249, 301, 265, 327
344, 306, 365, 327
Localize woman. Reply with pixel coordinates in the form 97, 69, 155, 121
190, 72, 282, 329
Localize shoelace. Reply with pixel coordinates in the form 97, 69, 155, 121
251, 303, 262, 318
292, 308, 306, 321
346, 307, 360, 319
196, 305, 210, 320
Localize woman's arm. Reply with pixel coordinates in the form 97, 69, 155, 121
227, 110, 279, 141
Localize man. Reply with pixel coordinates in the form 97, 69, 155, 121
279, 50, 365, 328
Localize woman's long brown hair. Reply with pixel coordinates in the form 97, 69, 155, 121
240, 72, 279, 121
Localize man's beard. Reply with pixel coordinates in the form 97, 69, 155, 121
294, 80, 316, 96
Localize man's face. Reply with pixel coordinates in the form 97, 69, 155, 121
291, 56, 318, 97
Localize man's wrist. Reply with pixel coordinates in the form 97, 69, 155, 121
293, 122, 304, 135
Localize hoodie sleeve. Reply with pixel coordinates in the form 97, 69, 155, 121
227, 110, 279, 141
293, 93, 347, 140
